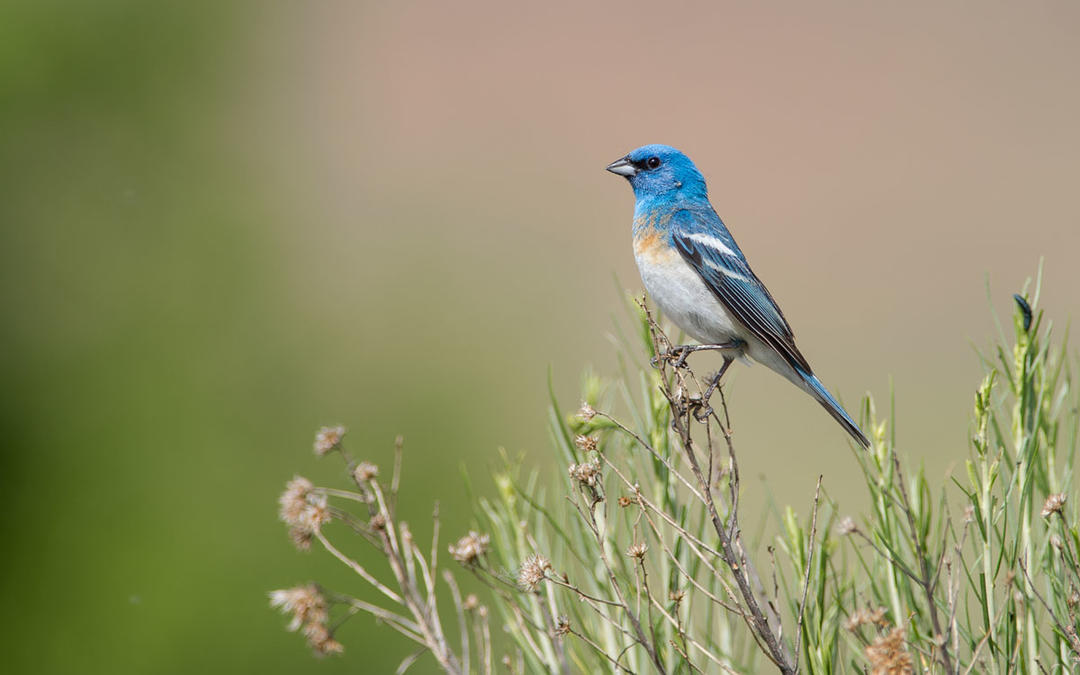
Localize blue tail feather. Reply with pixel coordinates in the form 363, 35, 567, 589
797, 369, 870, 449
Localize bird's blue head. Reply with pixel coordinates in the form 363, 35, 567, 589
606, 144, 707, 201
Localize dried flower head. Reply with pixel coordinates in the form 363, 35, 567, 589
269, 584, 329, 632
574, 435, 598, 453
368, 513, 387, 531
618, 495, 634, 508
836, 516, 858, 536
449, 531, 490, 564
271, 584, 342, 656
1042, 493, 1067, 518
865, 627, 913, 675
353, 461, 379, 483
298, 494, 331, 531
463, 594, 479, 612
578, 402, 597, 422
303, 621, 344, 657
554, 615, 570, 636
844, 607, 887, 632
279, 478, 331, 547
289, 526, 314, 551
279, 476, 314, 524
669, 589, 685, 604
313, 425, 345, 456
626, 542, 648, 560
518, 554, 551, 591
568, 460, 601, 487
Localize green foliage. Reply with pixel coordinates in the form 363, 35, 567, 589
275, 274, 1079, 673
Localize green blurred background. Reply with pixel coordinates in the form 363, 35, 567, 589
2, 1, 1078, 672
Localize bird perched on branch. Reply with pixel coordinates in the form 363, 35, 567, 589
607, 144, 870, 448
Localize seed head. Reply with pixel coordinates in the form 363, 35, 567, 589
269, 584, 329, 632
313, 425, 346, 456
574, 435, 598, 453
463, 594, 479, 611
280, 479, 332, 549
449, 531, 490, 564
279, 478, 331, 546
289, 526, 314, 551
353, 461, 379, 484
303, 621, 344, 657
578, 402, 597, 422
1042, 493, 1067, 518
568, 460, 601, 487
864, 627, 912, 675
844, 607, 887, 632
298, 494, 331, 531
518, 554, 551, 591
626, 542, 648, 560
836, 516, 858, 536
279, 476, 314, 524
554, 616, 570, 636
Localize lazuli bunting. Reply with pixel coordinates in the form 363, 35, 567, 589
607, 144, 870, 448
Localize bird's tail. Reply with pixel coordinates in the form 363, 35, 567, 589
796, 369, 870, 449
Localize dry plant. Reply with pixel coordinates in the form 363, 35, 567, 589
271, 270, 1079, 673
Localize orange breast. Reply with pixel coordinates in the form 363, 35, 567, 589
634, 229, 677, 264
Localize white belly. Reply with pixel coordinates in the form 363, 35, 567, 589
635, 248, 746, 347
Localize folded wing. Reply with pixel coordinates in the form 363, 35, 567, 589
670, 209, 812, 374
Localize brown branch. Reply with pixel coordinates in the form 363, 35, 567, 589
640, 301, 796, 674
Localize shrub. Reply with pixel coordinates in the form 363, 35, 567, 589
271, 274, 1078, 674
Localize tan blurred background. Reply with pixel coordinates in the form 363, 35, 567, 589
2, 1, 1078, 673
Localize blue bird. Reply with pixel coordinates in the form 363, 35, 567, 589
607, 144, 870, 449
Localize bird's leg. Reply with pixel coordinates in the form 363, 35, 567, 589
665, 340, 743, 369
694, 355, 735, 422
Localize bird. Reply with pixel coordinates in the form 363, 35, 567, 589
606, 144, 870, 449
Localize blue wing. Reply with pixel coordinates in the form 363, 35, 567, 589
669, 208, 813, 374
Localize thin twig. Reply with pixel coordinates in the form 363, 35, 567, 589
892, 454, 955, 673
443, 571, 470, 675
793, 476, 823, 675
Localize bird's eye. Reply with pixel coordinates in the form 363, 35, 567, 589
646, 157, 662, 170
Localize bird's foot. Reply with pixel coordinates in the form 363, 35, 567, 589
658, 340, 743, 370
669, 344, 693, 369
652, 344, 688, 369
692, 400, 712, 423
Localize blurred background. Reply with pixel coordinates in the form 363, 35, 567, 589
2, 1, 1078, 672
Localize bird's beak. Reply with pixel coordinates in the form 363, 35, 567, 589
605, 156, 637, 177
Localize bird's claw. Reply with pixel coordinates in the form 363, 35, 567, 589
686, 393, 713, 422
672, 347, 691, 369
653, 345, 692, 369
